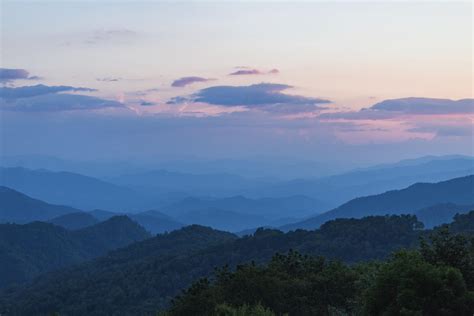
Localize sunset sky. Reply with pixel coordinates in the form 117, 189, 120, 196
1, 1, 472, 165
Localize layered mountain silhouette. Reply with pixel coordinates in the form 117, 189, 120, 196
0, 167, 151, 211
281, 175, 474, 231
415, 203, 474, 228
108, 169, 272, 197
0, 186, 79, 223
160, 195, 326, 231
257, 156, 474, 206
126, 210, 184, 234
2, 156, 472, 215
48, 212, 99, 230
89, 209, 118, 221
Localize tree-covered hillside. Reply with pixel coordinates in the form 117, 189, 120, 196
0, 213, 450, 315
0, 216, 150, 289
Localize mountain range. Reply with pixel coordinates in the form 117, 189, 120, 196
159, 195, 327, 231
257, 156, 474, 206
1, 162, 473, 314
281, 175, 474, 231
107, 169, 272, 197
0, 186, 183, 234
1, 156, 473, 215
2, 163, 473, 233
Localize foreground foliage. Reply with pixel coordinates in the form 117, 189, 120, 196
168, 228, 474, 316
1, 213, 473, 315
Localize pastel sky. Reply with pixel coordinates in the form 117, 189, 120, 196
0, 1, 473, 165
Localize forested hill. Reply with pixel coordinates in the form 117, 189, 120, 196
281, 175, 474, 231
0, 216, 150, 289
0, 214, 439, 315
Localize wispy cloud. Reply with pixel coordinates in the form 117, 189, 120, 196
228, 68, 280, 76
97, 77, 122, 82
229, 69, 262, 75
171, 76, 214, 88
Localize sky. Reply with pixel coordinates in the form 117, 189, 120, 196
0, 1, 473, 167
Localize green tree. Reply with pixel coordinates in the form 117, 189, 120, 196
420, 227, 474, 290
168, 251, 358, 316
364, 250, 474, 315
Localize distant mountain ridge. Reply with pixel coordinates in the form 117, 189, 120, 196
281, 175, 474, 231
0, 186, 79, 223
127, 210, 184, 234
365, 154, 473, 169
48, 212, 99, 230
0, 167, 151, 211
162, 195, 327, 218
2, 156, 473, 233
2, 155, 472, 216
255, 157, 474, 206
415, 203, 474, 228
108, 169, 272, 197
160, 195, 327, 231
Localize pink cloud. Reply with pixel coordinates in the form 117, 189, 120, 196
228, 68, 280, 76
